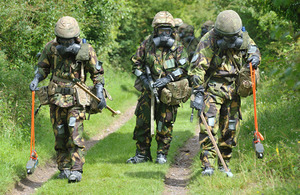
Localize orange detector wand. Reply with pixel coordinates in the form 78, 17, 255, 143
249, 62, 264, 158
26, 91, 38, 174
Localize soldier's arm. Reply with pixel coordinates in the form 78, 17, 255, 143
87, 45, 104, 85
132, 38, 150, 77
188, 38, 214, 89
246, 38, 261, 68
36, 41, 54, 79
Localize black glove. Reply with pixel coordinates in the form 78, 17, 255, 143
153, 75, 173, 88
247, 55, 260, 69
95, 83, 106, 110
139, 74, 150, 90
192, 87, 205, 113
29, 73, 44, 91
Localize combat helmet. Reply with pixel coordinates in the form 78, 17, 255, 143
183, 25, 194, 35
214, 10, 242, 35
152, 11, 175, 28
202, 20, 214, 30
55, 16, 80, 38
174, 18, 184, 28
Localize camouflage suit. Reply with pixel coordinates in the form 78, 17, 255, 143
131, 35, 189, 159
189, 28, 261, 169
36, 39, 104, 172
179, 24, 199, 62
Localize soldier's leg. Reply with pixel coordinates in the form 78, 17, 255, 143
127, 91, 152, 163
155, 104, 178, 163
199, 95, 222, 172
50, 104, 70, 172
66, 107, 86, 182
218, 96, 241, 169
67, 107, 86, 172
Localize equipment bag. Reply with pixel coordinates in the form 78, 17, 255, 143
160, 78, 191, 105
237, 65, 260, 97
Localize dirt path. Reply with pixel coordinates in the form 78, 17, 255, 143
163, 127, 200, 195
6, 105, 136, 195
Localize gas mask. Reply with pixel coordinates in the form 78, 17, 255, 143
216, 33, 243, 50
201, 27, 208, 37
183, 35, 194, 44
153, 27, 175, 48
56, 37, 81, 57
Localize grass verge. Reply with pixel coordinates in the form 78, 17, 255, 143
188, 74, 300, 194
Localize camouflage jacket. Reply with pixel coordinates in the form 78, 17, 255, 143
132, 35, 189, 81
182, 36, 199, 62
189, 29, 261, 101
37, 38, 104, 107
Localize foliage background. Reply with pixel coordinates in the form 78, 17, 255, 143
0, 0, 299, 193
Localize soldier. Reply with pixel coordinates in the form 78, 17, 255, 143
127, 11, 191, 164
178, 24, 199, 62
29, 16, 106, 182
174, 18, 184, 32
200, 20, 214, 38
189, 10, 261, 175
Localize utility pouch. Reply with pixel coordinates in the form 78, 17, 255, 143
48, 81, 58, 96
237, 66, 260, 97
74, 84, 91, 107
36, 86, 49, 105
160, 79, 191, 105
134, 78, 143, 92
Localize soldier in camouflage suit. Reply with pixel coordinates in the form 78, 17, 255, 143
127, 11, 190, 164
29, 16, 106, 182
178, 24, 199, 62
200, 20, 214, 38
174, 18, 184, 33
189, 10, 261, 175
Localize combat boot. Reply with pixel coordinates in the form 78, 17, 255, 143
68, 170, 82, 183
201, 167, 214, 176
58, 169, 70, 179
126, 152, 152, 164
155, 153, 167, 164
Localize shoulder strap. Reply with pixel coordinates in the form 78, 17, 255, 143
227, 50, 240, 73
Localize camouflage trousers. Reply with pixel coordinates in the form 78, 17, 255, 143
133, 90, 178, 157
199, 94, 241, 169
50, 104, 86, 171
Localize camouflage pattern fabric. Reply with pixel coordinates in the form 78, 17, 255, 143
183, 37, 199, 62
133, 90, 178, 156
132, 35, 189, 79
50, 104, 86, 171
189, 29, 261, 169
199, 94, 240, 168
37, 38, 104, 171
178, 24, 199, 61
131, 35, 189, 156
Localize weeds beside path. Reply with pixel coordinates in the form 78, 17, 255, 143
6, 105, 136, 195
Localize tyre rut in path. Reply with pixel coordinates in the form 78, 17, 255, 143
163, 128, 200, 195
6, 105, 136, 195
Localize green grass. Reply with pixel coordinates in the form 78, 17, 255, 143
0, 68, 138, 194
188, 75, 300, 194
35, 102, 196, 194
